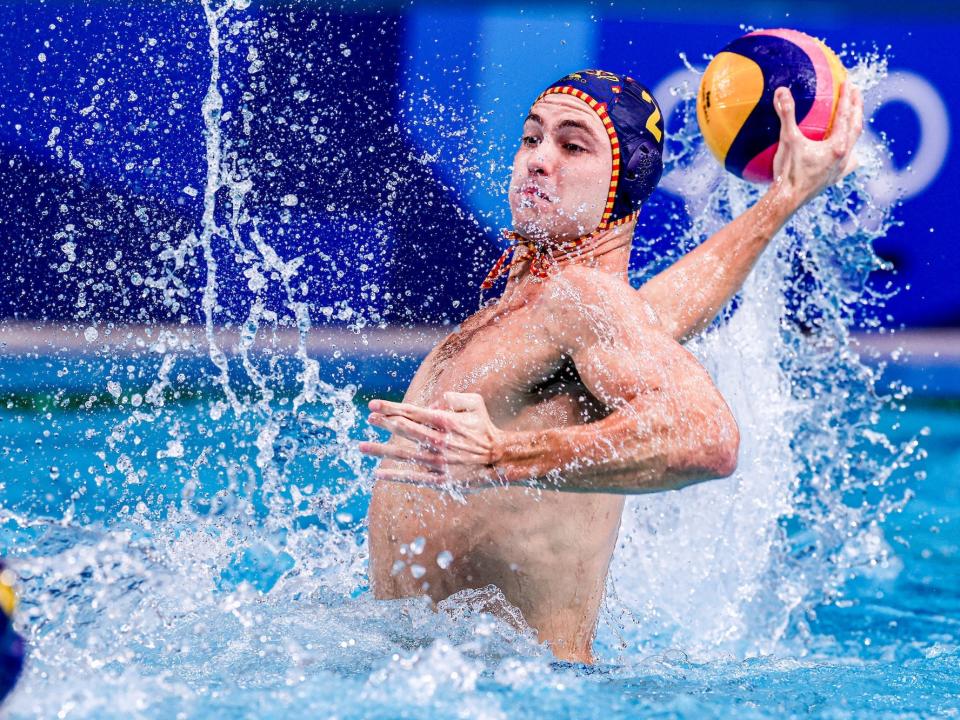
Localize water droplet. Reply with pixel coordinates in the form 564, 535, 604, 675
282, 194, 299, 207
49, 466, 60, 480
158, 440, 184, 459
410, 536, 425, 555
83, 326, 98, 342
410, 564, 426, 579
436, 551, 453, 569
60, 241, 76, 262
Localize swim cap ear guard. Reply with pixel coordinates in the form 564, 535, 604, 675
620, 138, 664, 213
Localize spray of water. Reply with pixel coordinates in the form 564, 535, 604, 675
0, 5, 922, 716
605, 50, 918, 660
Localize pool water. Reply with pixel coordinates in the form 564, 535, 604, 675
1, 351, 958, 719
0, 7, 953, 714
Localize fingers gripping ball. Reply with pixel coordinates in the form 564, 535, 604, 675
697, 28, 846, 182
0, 563, 24, 704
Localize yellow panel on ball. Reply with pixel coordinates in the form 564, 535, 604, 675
823, 43, 847, 135
697, 52, 765, 165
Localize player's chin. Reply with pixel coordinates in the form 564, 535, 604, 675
510, 207, 560, 240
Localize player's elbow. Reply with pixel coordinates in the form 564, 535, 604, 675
710, 408, 740, 478
664, 405, 739, 489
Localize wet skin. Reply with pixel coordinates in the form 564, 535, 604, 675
362, 84, 864, 662
368, 262, 737, 661
366, 94, 737, 662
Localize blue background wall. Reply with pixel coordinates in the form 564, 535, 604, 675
0, 1, 956, 327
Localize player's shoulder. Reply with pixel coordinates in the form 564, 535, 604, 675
545, 264, 628, 301
543, 265, 653, 312
540, 265, 665, 333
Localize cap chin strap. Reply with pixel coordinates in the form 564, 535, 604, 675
478, 210, 639, 306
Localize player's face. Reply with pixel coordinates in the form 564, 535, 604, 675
509, 93, 612, 243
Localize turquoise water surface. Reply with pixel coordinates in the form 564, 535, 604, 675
1, 351, 958, 719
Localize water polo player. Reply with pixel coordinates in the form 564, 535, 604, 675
1, 561, 25, 704
360, 68, 862, 661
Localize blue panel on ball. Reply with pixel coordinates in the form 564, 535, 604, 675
723, 35, 816, 178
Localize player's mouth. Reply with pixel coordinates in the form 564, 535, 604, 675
517, 183, 556, 204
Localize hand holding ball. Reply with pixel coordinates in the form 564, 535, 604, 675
697, 29, 850, 184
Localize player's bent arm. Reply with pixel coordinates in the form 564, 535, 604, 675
497, 306, 739, 493
495, 334, 740, 493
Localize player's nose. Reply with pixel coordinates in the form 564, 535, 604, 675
526, 140, 558, 176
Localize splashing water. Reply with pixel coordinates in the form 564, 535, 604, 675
604, 51, 919, 661
0, 4, 932, 717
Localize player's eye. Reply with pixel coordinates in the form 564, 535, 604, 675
564, 143, 585, 153
521, 135, 540, 146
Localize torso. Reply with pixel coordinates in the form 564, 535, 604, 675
368, 276, 628, 662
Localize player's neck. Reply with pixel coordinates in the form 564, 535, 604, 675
568, 223, 633, 275
509, 221, 635, 281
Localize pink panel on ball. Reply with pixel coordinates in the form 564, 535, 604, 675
748, 28, 835, 140
741, 142, 779, 183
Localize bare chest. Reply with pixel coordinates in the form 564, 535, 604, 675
407, 304, 599, 428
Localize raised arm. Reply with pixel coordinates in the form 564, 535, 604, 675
360, 270, 739, 494
641, 83, 863, 343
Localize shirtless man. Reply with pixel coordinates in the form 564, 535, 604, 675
359, 70, 862, 662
